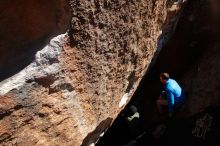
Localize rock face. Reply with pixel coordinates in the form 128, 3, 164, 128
119, 0, 220, 124
0, 0, 184, 145
0, 0, 71, 80
181, 0, 220, 115
180, 0, 220, 116
182, 39, 220, 115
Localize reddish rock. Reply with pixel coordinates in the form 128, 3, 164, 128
0, 0, 184, 145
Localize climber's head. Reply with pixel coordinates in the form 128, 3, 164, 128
160, 73, 170, 84
129, 105, 138, 115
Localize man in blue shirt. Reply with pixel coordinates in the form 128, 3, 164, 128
157, 73, 186, 118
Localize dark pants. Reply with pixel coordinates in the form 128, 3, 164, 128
157, 91, 185, 113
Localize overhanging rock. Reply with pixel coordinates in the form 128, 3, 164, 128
0, 0, 185, 145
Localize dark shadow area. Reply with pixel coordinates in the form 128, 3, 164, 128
0, 0, 71, 81
136, 106, 220, 146
96, 0, 220, 145
0, 35, 54, 81
82, 118, 113, 146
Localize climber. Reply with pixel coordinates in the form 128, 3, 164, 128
122, 105, 140, 138
157, 73, 186, 118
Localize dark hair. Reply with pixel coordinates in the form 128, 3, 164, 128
129, 105, 138, 114
160, 73, 170, 80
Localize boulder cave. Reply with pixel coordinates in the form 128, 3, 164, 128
0, 0, 220, 146
97, 0, 220, 146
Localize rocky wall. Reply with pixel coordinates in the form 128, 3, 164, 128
0, 0, 185, 145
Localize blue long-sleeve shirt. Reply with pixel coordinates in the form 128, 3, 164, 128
164, 79, 185, 113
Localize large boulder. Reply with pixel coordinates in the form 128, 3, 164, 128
0, 0, 184, 145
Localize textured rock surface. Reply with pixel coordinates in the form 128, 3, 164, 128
182, 39, 220, 115
0, 0, 185, 145
127, 0, 220, 122
180, 0, 220, 116
0, 0, 71, 80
